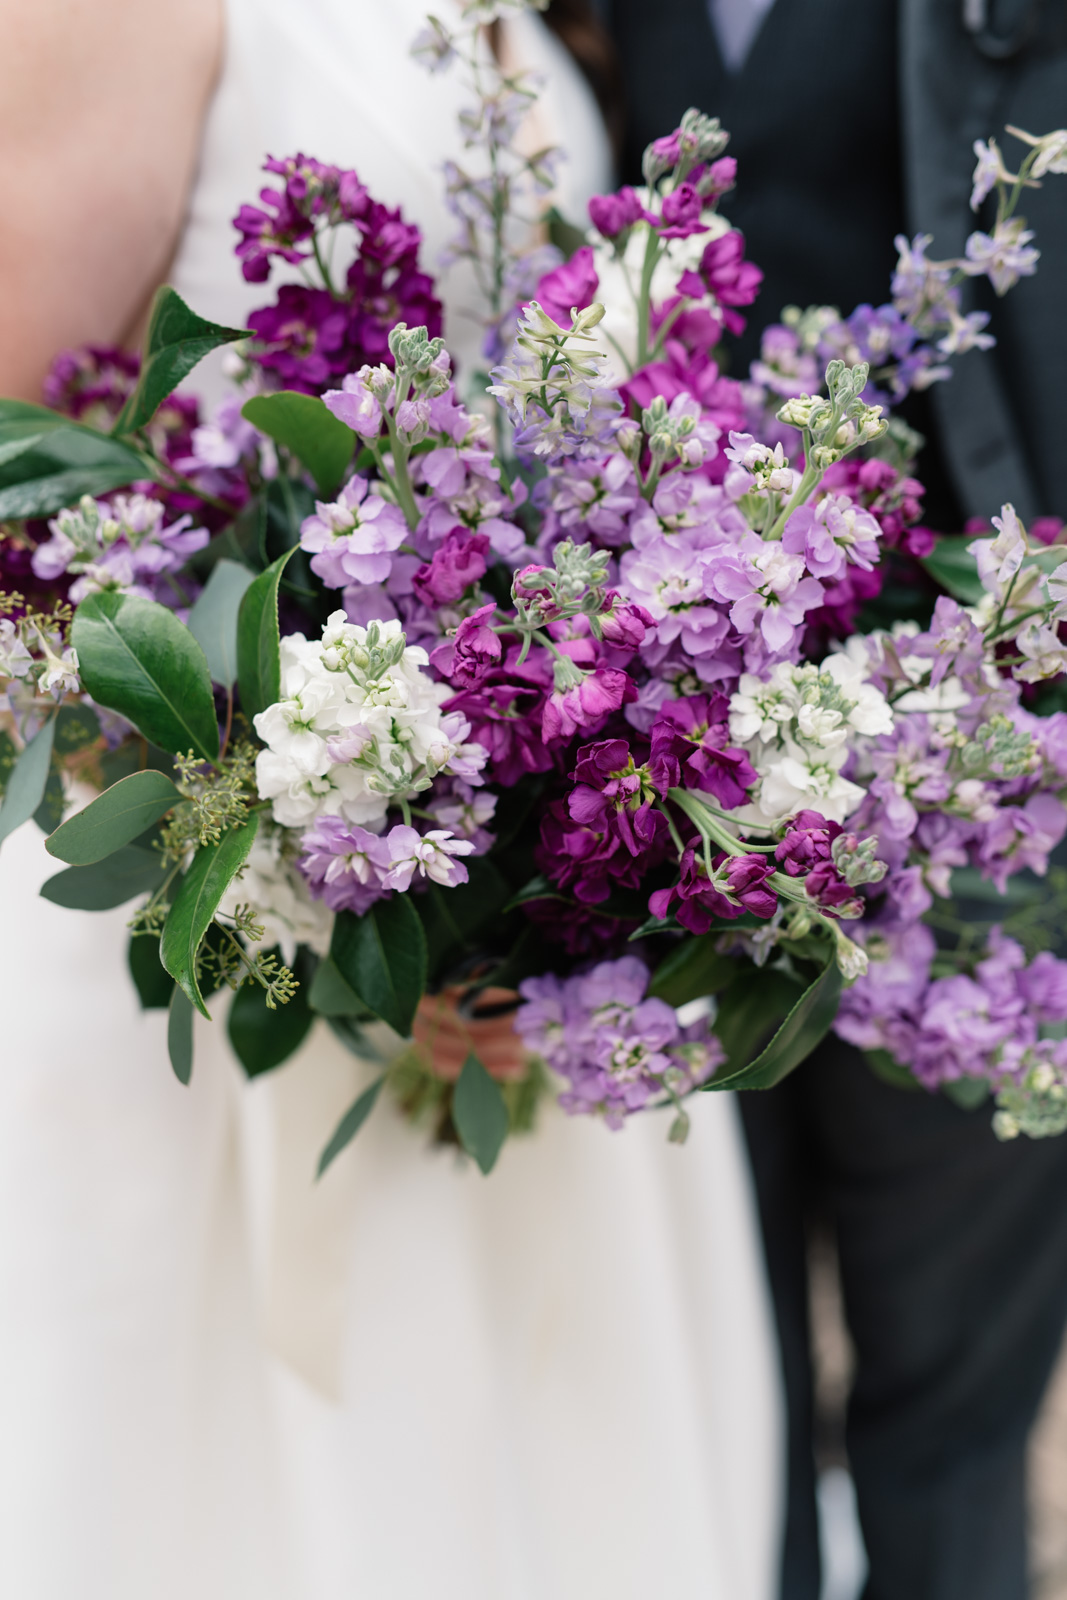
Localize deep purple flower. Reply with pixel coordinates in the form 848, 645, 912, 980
699, 231, 763, 334
649, 695, 757, 808
658, 181, 706, 238
649, 847, 777, 934
413, 529, 490, 605
567, 738, 669, 858
596, 591, 653, 652
431, 602, 503, 689
247, 286, 351, 392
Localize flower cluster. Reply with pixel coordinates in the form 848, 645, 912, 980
236, 154, 442, 393
514, 955, 723, 1128
31, 494, 208, 608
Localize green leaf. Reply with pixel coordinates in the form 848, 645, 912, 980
648, 936, 738, 1008
0, 730, 16, 795
943, 1075, 991, 1110
167, 987, 195, 1085
33, 767, 66, 833
242, 392, 355, 497
186, 558, 256, 686
0, 718, 55, 846
707, 960, 844, 1092
0, 400, 157, 517
40, 846, 165, 910
71, 591, 219, 762
317, 1075, 386, 1177
453, 1053, 510, 1175
236, 547, 297, 722
45, 768, 179, 863
330, 895, 428, 1038
160, 814, 259, 1016
416, 857, 514, 985
114, 287, 248, 435
308, 955, 374, 1017
227, 948, 315, 1076
53, 703, 101, 755
128, 933, 174, 1010
920, 536, 986, 605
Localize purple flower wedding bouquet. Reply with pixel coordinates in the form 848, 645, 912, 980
3, 0, 1067, 1170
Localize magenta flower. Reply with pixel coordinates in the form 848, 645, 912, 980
413, 529, 490, 606
431, 602, 503, 689
699, 231, 763, 334
529, 246, 599, 328
588, 186, 652, 238
542, 666, 635, 742
596, 591, 653, 652
650, 848, 777, 934
658, 181, 706, 238
567, 738, 669, 857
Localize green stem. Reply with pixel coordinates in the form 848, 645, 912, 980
635, 229, 662, 370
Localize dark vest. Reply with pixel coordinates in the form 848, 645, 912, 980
605, 0, 965, 527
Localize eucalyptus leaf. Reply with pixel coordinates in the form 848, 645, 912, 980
187, 559, 256, 686
114, 287, 248, 435
41, 846, 165, 910
649, 936, 738, 1008
330, 895, 428, 1038
46, 769, 179, 864
0, 718, 55, 846
308, 956, 374, 1018
33, 769, 66, 832
707, 960, 844, 1091
128, 933, 174, 1010
167, 987, 195, 1085
228, 948, 315, 1076
453, 1053, 510, 1175
71, 591, 219, 762
317, 1075, 386, 1177
236, 547, 297, 722
242, 391, 355, 497
160, 814, 259, 1016
53, 703, 101, 756
0, 730, 16, 796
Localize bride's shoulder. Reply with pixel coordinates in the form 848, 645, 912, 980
0, 0, 223, 398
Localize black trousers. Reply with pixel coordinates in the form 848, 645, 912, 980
739, 1038, 1067, 1600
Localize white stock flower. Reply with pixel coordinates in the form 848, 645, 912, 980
254, 614, 487, 831
0, 619, 33, 681
970, 503, 1027, 596
1014, 621, 1067, 684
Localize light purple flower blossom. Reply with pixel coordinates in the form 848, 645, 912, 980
299, 476, 408, 588
382, 824, 474, 891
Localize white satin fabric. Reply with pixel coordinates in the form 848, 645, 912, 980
0, 3, 783, 1595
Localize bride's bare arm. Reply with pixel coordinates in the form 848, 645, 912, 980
0, 0, 222, 399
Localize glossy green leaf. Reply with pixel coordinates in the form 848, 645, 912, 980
128, 933, 174, 1010
186, 559, 256, 686
0, 718, 55, 846
46, 768, 179, 864
0, 400, 156, 517
227, 948, 315, 1076
416, 857, 514, 986
167, 987, 195, 1085
160, 815, 259, 1016
114, 287, 248, 435
71, 591, 219, 761
41, 846, 165, 910
308, 955, 374, 1017
317, 1075, 386, 1177
919, 536, 986, 605
453, 1053, 510, 1175
943, 1075, 991, 1110
53, 703, 101, 756
236, 547, 297, 722
242, 391, 355, 497
707, 960, 844, 1091
864, 1048, 921, 1091
648, 936, 738, 1008
330, 895, 427, 1038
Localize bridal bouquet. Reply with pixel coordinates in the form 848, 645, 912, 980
3, 0, 1067, 1171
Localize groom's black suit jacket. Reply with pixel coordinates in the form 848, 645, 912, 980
603, 4, 1067, 1598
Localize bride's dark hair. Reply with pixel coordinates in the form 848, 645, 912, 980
544, 0, 625, 166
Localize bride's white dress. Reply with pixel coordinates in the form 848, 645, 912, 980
0, 3, 783, 1597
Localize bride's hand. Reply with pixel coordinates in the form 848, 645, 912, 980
0, 0, 222, 398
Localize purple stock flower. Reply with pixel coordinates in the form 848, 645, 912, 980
298, 816, 394, 913
567, 738, 669, 857
649, 847, 777, 934
431, 602, 503, 689
649, 694, 757, 809
705, 534, 824, 652
382, 825, 474, 891
658, 181, 706, 239
529, 246, 599, 327
542, 666, 635, 742
782, 495, 882, 580
413, 529, 490, 605
299, 477, 408, 588
596, 591, 653, 652
588, 186, 651, 238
